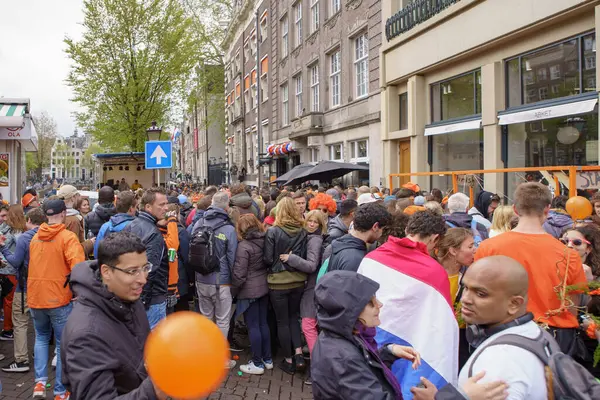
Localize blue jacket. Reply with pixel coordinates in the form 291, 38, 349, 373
177, 225, 191, 296
192, 207, 237, 286
0, 227, 38, 293
93, 213, 135, 259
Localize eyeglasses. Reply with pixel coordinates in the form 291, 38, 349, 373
560, 238, 591, 247
109, 263, 153, 277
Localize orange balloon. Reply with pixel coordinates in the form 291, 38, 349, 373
565, 196, 593, 221
145, 312, 230, 399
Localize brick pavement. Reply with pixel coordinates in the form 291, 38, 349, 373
0, 323, 313, 400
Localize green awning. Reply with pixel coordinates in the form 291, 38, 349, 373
0, 103, 27, 128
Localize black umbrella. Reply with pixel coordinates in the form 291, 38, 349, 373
284, 160, 369, 186
273, 163, 315, 184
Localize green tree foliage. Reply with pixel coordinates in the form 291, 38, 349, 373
65, 0, 199, 151
28, 112, 57, 179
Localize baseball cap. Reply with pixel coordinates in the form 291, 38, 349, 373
357, 193, 378, 206
57, 185, 79, 200
22, 193, 37, 207
43, 199, 67, 216
402, 182, 421, 193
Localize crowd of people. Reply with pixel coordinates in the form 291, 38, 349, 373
0, 180, 599, 399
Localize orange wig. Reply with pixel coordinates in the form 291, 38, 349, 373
309, 193, 337, 214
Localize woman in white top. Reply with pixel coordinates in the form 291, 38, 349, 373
489, 205, 514, 238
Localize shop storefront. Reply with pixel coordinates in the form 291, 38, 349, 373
501, 31, 597, 196
0, 99, 38, 203
426, 70, 483, 192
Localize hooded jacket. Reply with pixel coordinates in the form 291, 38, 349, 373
65, 208, 85, 242
264, 225, 308, 289
62, 261, 156, 400
124, 212, 169, 307
192, 207, 238, 286
186, 208, 206, 235
468, 191, 496, 230
232, 229, 268, 299
94, 213, 136, 259
179, 202, 193, 227
312, 270, 399, 400
86, 203, 118, 238
445, 212, 489, 240
543, 209, 573, 239
324, 234, 369, 273
0, 222, 18, 275
327, 215, 349, 243
28, 223, 86, 309
230, 192, 262, 220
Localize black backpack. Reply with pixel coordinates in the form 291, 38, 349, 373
188, 220, 231, 276
469, 326, 600, 399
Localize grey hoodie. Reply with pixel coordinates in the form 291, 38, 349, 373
326, 215, 349, 242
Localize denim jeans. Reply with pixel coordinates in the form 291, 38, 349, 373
244, 296, 271, 365
146, 301, 167, 330
30, 303, 73, 396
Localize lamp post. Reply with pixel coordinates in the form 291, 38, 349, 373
146, 121, 163, 186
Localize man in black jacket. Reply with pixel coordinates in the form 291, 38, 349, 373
85, 186, 117, 237
324, 203, 391, 273
62, 232, 167, 400
124, 188, 169, 329
325, 199, 357, 247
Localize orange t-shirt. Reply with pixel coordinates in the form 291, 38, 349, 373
475, 231, 586, 329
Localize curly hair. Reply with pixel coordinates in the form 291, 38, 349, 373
379, 211, 409, 244
565, 224, 600, 278
308, 193, 337, 214
406, 211, 447, 238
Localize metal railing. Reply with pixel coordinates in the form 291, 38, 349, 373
385, 0, 461, 41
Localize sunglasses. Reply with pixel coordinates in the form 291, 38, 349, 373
560, 238, 591, 246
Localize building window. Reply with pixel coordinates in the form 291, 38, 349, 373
281, 15, 289, 58
432, 130, 483, 192
294, 2, 303, 48
536, 68, 547, 81
330, 50, 341, 107
399, 92, 408, 130
550, 64, 561, 80
244, 74, 250, 113
250, 31, 257, 56
431, 70, 481, 122
295, 75, 303, 117
244, 41, 251, 62
251, 69, 257, 109
354, 33, 369, 98
506, 32, 596, 107
309, 147, 320, 162
349, 139, 368, 161
260, 56, 268, 101
329, 143, 343, 160
310, 0, 319, 34
331, 0, 340, 15
234, 51, 240, 74
260, 12, 268, 43
310, 64, 319, 112
282, 84, 289, 126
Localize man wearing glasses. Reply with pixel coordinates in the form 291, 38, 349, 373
61, 231, 168, 400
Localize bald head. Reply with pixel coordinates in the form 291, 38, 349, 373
460, 256, 529, 327
468, 256, 529, 298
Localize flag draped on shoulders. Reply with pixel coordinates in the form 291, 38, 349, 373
357, 236, 459, 399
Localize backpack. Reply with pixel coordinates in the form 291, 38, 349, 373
316, 257, 330, 282
446, 219, 483, 249
188, 220, 231, 275
468, 327, 600, 399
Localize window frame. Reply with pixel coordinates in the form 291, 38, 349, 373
329, 143, 343, 161
331, 0, 340, 15
294, 2, 303, 48
281, 15, 289, 58
330, 50, 341, 108
310, 64, 320, 112
349, 139, 369, 163
310, 0, 319, 34
295, 74, 303, 117
282, 84, 289, 127
430, 69, 481, 122
504, 31, 596, 108
399, 92, 408, 130
354, 33, 369, 99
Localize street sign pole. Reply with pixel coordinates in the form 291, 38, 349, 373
145, 141, 172, 188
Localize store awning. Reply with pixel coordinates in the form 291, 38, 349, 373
424, 118, 482, 136
0, 103, 27, 128
498, 95, 598, 125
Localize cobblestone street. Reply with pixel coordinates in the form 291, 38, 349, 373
0, 324, 313, 400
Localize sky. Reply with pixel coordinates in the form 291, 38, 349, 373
0, 0, 85, 137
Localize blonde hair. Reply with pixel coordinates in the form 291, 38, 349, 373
424, 201, 443, 216
491, 205, 514, 234
305, 210, 328, 234
274, 197, 304, 228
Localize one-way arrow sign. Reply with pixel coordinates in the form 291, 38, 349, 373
145, 141, 172, 169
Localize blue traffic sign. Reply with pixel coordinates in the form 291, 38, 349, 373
145, 141, 172, 169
